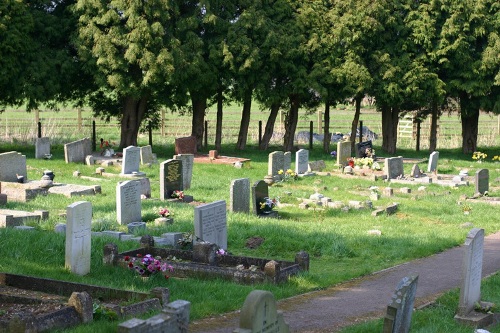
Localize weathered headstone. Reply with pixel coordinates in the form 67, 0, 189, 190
230, 178, 250, 213
116, 180, 142, 225
234, 290, 289, 333
35, 137, 51, 159
252, 180, 269, 215
283, 152, 292, 172
174, 136, 197, 155
140, 145, 156, 165
384, 157, 404, 180
64, 138, 92, 163
410, 164, 421, 178
383, 275, 419, 333
121, 146, 141, 175
475, 169, 489, 195
337, 141, 351, 166
65, 201, 92, 275
173, 154, 194, 189
194, 200, 227, 250
308, 160, 326, 172
0, 152, 27, 182
137, 177, 151, 198
295, 149, 309, 175
268, 151, 284, 178
427, 151, 439, 173
355, 140, 373, 158
160, 159, 183, 200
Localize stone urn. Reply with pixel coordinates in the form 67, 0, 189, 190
264, 175, 274, 185
43, 170, 55, 181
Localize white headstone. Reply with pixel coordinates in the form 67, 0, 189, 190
65, 201, 92, 275
116, 180, 142, 225
121, 146, 141, 174
427, 151, 439, 173
295, 149, 309, 175
194, 200, 227, 250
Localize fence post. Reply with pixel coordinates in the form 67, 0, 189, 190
38, 122, 42, 138
258, 120, 262, 147
359, 121, 363, 143
204, 120, 208, 150
161, 108, 165, 137
317, 109, 322, 133
78, 108, 82, 131
92, 120, 96, 152
309, 121, 313, 150
148, 121, 153, 147
416, 120, 421, 152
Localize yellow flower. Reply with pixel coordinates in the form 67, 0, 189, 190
278, 169, 284, 175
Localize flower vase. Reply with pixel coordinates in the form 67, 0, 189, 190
155, 217, 174, 226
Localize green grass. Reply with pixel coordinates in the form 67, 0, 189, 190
0, 143, 499, 332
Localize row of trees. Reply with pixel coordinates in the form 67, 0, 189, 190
1, 0, 499, 153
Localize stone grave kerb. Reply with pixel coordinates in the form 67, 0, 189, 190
383, 275, 419, 333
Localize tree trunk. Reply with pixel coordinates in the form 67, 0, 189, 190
283, 94, 300, 152
429, 100, 439, 152
215, 88, 223, 152
191, 94, 207, 151
349, 95, 362, 152
381, 105, 399, 154
236, 89, 252, 150
119, 96, 148, 148
460, 94, 479, 154
323, 100, 331, 153
259, 102, 280, 150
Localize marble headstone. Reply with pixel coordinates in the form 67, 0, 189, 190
121, 146, 141, 174
194, 200, 227, 250
427, 151, 439, 173
160, 159, 183, 200
295, 149, 309, 175
65, 201, 92, 275
116, 180, 142, 225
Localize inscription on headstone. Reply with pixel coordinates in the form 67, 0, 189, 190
337, 141, 351, 166
65, 201, 92, 275
230, 178, 250, 213
475, 169, 489, 195
194, 200, 227, 250
173, 154, 194, 189
121, 146, 141, 174
383, 275, 419, 333
295, 149, 309, 175
116, 180, 142, 225
427, 151, 439, 173
160, 159, 183, 200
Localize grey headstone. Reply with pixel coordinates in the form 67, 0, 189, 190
160, 159, 183, 200
410, 164, 421, 178
65, 201, 92, 275
308, 160, 326, 172
35, 137, 51, 159
384, 157, 404, 180
475, 169, 489, 195
116, 180, 142, 225
268, 151, 284, 177
427, 151, 439, 173
173, 154, 194, 189
252, 180, 269, 215
128, 222, 146, 234
234, 290, 289, 333
121, 146, 141, 174
230, 178, 250, 213
137, 177, 151, 198
457, 228, 484, 316
337, 141, 351, 166
283, 152, 292, 172
194, 200, 227, 250
64, 138, 92, 164
0, 151, 27, 182
383, 275, 419, 333
295, 149, 309, 175
140, 145, 156, 164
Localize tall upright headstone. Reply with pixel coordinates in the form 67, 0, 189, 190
0, 152, 27, 182
283, 152, 292, 172
427, 151, 439, 173
194, 200, 227, 250
116, 180, 142, 225
337, 141, 351, 166
383, 275, 419, 333
295, 149, 309, 175
160, 159, 183, 200
35, 137, 51, 159
140, 145, 156, 165
173, 154, 194, 189
475, 169, 489, 195
252, 180, 269, 215
121, 146, 141, 175
268, 151, 284, 177
230, 178, 250, 213
384, 157, 404, 180
65, 201, 92, 275
234, 290, 289, 333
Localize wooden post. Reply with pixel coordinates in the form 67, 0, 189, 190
148, 121, 153, 147
204, 120, 208, 149
77, 108, 82, 131
38, 122, 42, 138
92, 121, 96, 152
416, 120, 421, 152
161, 108, 165, 137
359, 121, 363, 143
309, 121, 313, 150
258, 120, 262, 147
35, 109, 40, 125
317, 109, 322, 133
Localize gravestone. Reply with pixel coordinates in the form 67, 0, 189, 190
384, 157, 404, 180
160, 159, 183, 200
173, 154, 194, 189
65, 201, 92, 275
337, 141, 351, 166
308, 160, 326, 172
174, 136, 197, 155
355, 140, 373, 158
252, 180, 269, 215
121, 146, 141, 175
194, 200, 227, 250
230, 178, 250, 213
137, 177, 151, 198
295, 149, 309, 175
283, 152, 292, 172
0, 152, 27, 182
64, 138, 92, 163
35, 137, 51, 159
475, 169, 489, 195
268, 151, 284, 178
140, 145, 156, 165
383, 275, 419, 333
410, 164, 421, 178
116, 180, 142, 225
234, 290, 289, 333
427, 151, 439, 173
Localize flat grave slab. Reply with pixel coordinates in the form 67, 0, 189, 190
48, 184, 101, 198
0, 209, 46, 227
193, 154, 251, 167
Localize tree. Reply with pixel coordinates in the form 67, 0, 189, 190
75, 0, 176, 148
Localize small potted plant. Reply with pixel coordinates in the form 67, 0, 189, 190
259, 197, 278, 214
462, 203, 472, 215
171, 190, 184, 201
155, 207, 174, 225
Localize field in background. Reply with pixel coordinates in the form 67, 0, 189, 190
1, 104, 498, 150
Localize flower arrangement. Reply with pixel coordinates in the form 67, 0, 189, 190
124, 254, 173, 278
493, 155, 499, 162
278, 169, 298, 182
259, 197, 278, 212
347, 157, 355, 168
472, 151, 487, 163
158, 207, 170, 217
216, 248, 226, 256
171, 190, 184, 199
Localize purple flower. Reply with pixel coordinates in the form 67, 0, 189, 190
330, 151, 337, 157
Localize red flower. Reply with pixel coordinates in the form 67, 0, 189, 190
136, 254, 142, 257
124, 256, 130, 261
128, 262, 133, 268
164, 275, 170, 280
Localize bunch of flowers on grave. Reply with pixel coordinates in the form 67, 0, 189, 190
365, 148, 376, 158
492, 155, 499, 162
124, 254, 174, 278
347, 157, 355, 168
100, 139, 115, 156
158, 207, 171, 218
171, 190, 184, 199
278, 169, 298, 182
472, 151, 487, 163
353, 157, 374, 168
177, 232, 193, 250
259, 197, 278, 213
216, 248, 227, 256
